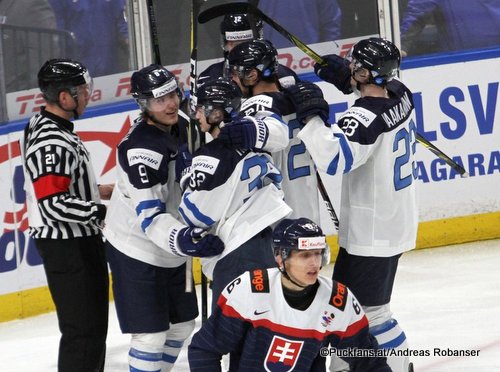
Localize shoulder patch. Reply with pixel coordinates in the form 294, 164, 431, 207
329, 281, 348, 311
240, 94, 274, 116
339, 106, 377, 128
191, 155, 220, 175
249, 268, 270, 293
127, 148, 163, 170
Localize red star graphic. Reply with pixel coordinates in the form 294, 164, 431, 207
78, 115, 132, 176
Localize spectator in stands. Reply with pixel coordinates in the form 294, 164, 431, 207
258, 0, 341, 49
49, 0, 129, 76
0, 0, 57, 92
400, 0, 500, 56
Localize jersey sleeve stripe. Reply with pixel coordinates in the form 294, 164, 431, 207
178, 206, 195, 227
33, 174, 71, 200
181, 193, 216, 227
135, 199, 166, 216
140, 210, 163, 233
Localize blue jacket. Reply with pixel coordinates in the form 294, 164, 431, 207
49, 0, 128, 76
258, 0, 341, 49
401, 0, 500, 53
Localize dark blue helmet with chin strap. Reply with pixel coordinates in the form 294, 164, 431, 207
220, 13, 264, 47
195, 77, 242, 124
349, 37, 401, 86
272, 218, 330, 268
227, 39, 279, 80
130, 64, 184, 111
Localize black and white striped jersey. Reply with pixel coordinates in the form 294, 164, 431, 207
21, 108, 105, 239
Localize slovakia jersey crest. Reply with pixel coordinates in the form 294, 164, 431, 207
264, 335, 304, 371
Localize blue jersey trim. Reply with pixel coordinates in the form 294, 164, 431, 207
182, 193, 216, 227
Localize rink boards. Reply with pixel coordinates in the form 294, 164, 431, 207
0, 46, 499, 322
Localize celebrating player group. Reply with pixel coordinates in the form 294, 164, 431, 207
22, 7, 418, 372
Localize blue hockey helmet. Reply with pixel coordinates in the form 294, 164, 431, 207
272, 218, 330, 267
130, 64, 183, 111
227, 39, 278, 79
220, 13, 264, 43
38, 58, 92, 103
195, 77, 242, 123
349, 37, 401, 86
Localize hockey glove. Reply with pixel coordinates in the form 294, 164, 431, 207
175, 144, 193, 183
314, 54, 353, 94
284, 81, 330, 125
218, 116, 268, 150
177, 227, 224, 257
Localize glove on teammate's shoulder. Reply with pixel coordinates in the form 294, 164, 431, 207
284, 81, 330, 125
218, 116, 268, 150
176, 227, 224, 257
314, 54, 353, 94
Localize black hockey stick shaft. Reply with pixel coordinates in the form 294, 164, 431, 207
190, 0, 209, 322
145, 0, 162, 65
416, 133, 468, 177
198, 2, 326, 66
199, 3, 468, 177
316, 172, 340, 231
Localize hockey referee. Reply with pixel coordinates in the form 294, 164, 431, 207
20, 59, 113, 372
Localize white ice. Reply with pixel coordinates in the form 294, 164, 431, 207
1, 239, 499, 371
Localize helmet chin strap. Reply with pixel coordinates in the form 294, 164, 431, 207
279, 265, 313, 290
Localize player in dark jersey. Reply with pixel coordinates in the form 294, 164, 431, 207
188, 217, 391, 372
289, 37, 418, 372
103, 64, 224, 372
220, 39, 322, 223
178, 77, 292, 308
197, 13, 298, 90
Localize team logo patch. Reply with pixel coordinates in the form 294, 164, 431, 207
191, 155, 219, 175
329, 282, 347, 311
264, 336, 304, 372
249, 269, 270, 293
127, 148, 163, 170
339, 106, 376, 127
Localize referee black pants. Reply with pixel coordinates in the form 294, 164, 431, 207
35, 235, 109, 372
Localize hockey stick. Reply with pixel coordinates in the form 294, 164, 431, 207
146, 0, 197, 293
416, 133, 468, 177
199, 2, 468, 177
198, 2, 326, 66
145, 0, 161, 65
189, 0, 210, 318
316, 172, 340, 231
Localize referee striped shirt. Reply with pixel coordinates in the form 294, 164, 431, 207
21, 108, 106, 239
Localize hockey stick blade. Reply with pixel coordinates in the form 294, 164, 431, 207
198, 2, 326, 65
198, 2, 250, 23
416, 133, 468, 177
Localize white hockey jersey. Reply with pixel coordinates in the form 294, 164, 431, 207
179, 140, 292, 279
189, 268, 390, 371
103, 116, 190, 268
298, 79, 418, 257
240, 92, 321, 224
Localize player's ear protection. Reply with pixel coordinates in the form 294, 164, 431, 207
262, 68, 271, 77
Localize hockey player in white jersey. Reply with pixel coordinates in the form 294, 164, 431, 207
197, 13, 298, 89
178, 77, 292, 308
103, 65, 224, 372
289, 38, 418, 372
188, 217, 391, 371
220, 39, 323, 223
